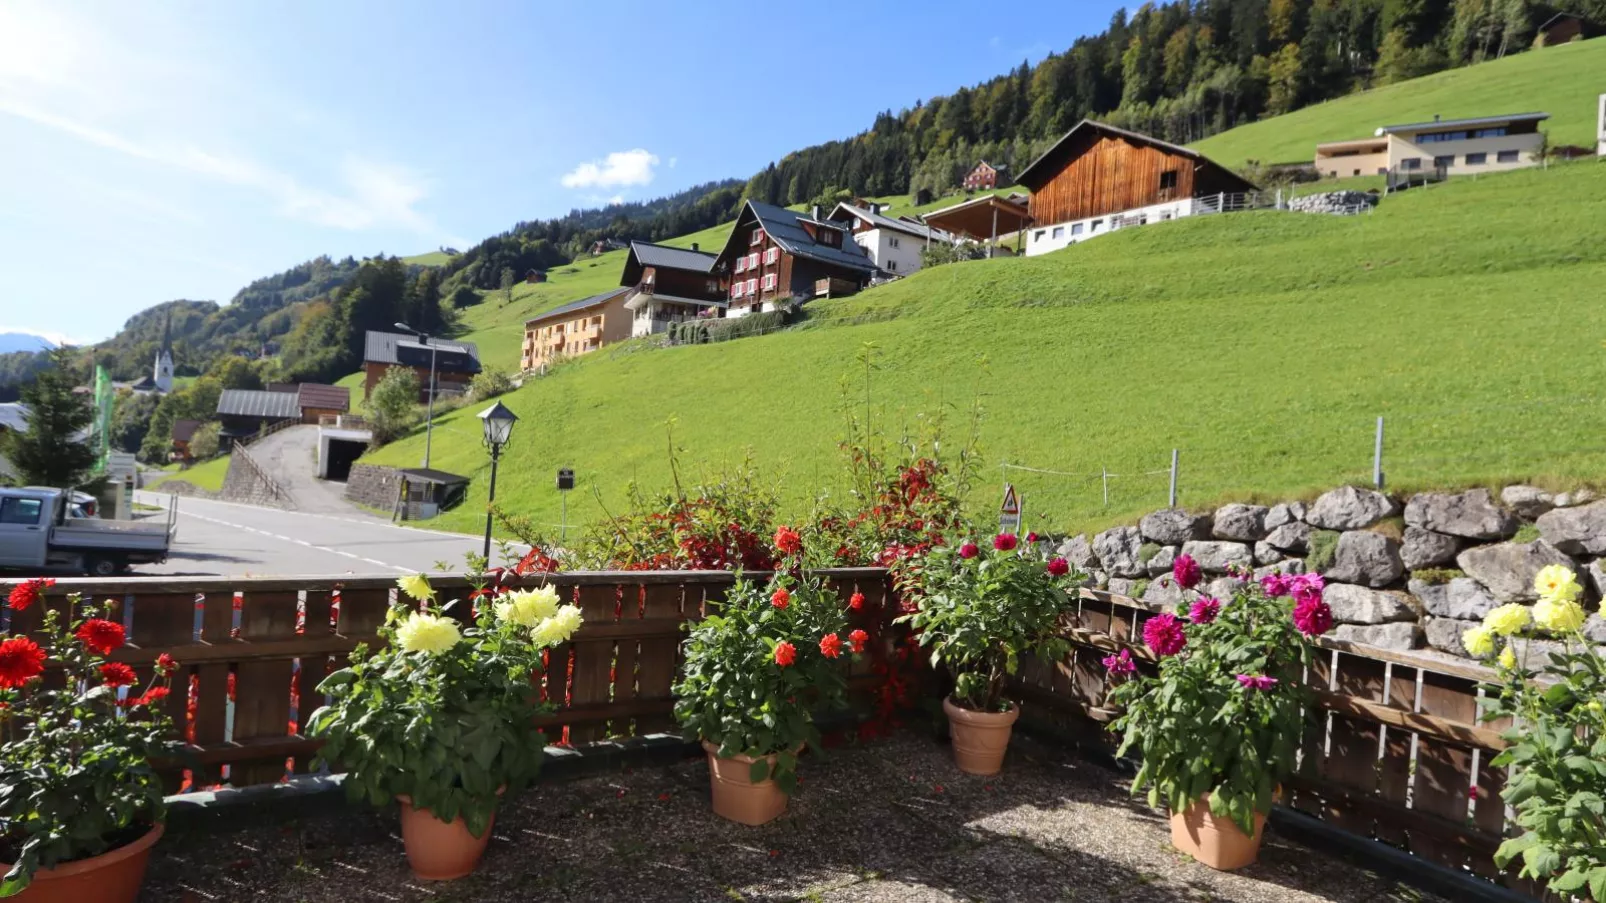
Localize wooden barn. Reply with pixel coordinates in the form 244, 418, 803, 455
1014, 119, 1257, 257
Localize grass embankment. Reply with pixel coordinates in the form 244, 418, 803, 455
146, 454, 230, 492
1192, 37, 1606, 166
363, 160, 1606, 539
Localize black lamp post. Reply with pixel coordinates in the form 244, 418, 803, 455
478, 401, 518, 560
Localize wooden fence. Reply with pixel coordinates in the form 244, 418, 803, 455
9, 571, 1539, 897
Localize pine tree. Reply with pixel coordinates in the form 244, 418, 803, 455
3, 347, 98, 488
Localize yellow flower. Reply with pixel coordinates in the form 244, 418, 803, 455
397, 574, 435, 602
495, 586, 560, 628
1498, 645, 1518, 670
1533, 564, 1582, 605
1483, 603, 1531, 637
395, 612, 461, 654
1461, 624, 1496, 657
1533, 597, 1587, 634
532, 604, 584, 647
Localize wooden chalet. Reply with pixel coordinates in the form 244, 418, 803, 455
619, 241, 725, 337
962, 160, 1006, 191
362, 331, 481, 403
1014, 119, 1257, 257
1537, 12, 1597, 44
713, 201, 877, 316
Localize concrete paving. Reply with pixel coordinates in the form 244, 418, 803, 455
241, 423, 362, 515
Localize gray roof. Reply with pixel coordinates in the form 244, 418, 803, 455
742, 201, 877, 273
829, 202, 947, 241
0, 403, 27, 433
526, 288, 633, 325
363, 331, 481, 372
1375, 112, 1549, 136
629, 241, 717, 273
217, 389, 301, 420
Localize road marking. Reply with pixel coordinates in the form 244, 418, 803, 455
176, 508, 414, 573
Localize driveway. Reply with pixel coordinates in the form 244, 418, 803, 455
242, 424, 365, 516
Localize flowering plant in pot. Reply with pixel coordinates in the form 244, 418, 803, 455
899, 533, 1082, 775
673, 526, 857, 825
307, 574, 581, 880
0, 579, 181, 901
1108, 559, 1332, 870
1460, 566, 1606, 898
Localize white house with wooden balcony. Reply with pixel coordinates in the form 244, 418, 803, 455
618, 241, 727, 337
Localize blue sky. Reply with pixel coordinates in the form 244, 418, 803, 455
0, 0, 1125, 344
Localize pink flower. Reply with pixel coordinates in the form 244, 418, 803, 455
1292, 597, 1334, 637
1026, 532, 1039, 543
1236, 674, 1278, 691
1172, 554, 1202, 589
958, 542, 979, 559
1102, 648, 1136, 676
1260, 572, 1291, 598
1046, 557, 1070, 577
1188, 597, 1221, 624
1290, 572, 1326, 604
993, 534, 1018, 552
1142, 613, 1187, 657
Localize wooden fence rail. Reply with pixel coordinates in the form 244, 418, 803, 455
7, 571, 1540, 898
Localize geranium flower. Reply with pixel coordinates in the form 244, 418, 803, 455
1292, 597, 1333, 637
1235, 674, 1278, 691
1101, 648, 1136, 676
6, 577, 53, 612
819, 633, 843, 659
0, 636, 46, 689
1188, 597, 1221, 624
131, 686, 171, 708
773, 641, 797, 667
99, 662, 138, 688
848, 591, 865, 611
773, 526, 802, 556
1260, 573, 1291, 598
770, 588, 791, 609
76, 618, 126, 656
395, 612, 461, 654
958, 542, 979, 559
848, 629, 869, 653
1142, 613, 1186, 657
396, 574, 435, 601
1289, 573, 1325, 604
1046, 557, 1070, 577
156, 653, 179, 676
993, 534, 1018, 552
1172, 554, 1202, 590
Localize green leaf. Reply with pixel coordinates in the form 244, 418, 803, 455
748, 758, 771, 783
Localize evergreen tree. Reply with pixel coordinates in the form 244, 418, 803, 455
3, 348, 98, 488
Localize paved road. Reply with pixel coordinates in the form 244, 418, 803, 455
242, 424, 359, 515
131, 492, 526, 577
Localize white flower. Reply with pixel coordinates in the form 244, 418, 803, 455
495, 586, 561, 627
395, 612, 461, 654
532, 604, 583, 647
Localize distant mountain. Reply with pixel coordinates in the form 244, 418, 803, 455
0, 333, 53, 355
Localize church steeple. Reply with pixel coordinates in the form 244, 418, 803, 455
153, 309, 175, 394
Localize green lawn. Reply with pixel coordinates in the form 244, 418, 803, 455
146, 455, 230, 492
402, 251, 456, 267
1193, 37, 1606, 167
364, 159, 1606, 540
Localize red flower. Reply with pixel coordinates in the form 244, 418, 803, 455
993, 534, 1018, 552
132, 686, 171, 708
1172, 554, 1202, 590
770, 588, 791, 610
0, 637, 46, 689
156, 653, 179, 677
1046, 557, 1070, 577
1292, 597, 1334, 637
1142, 613, 1187, 658
958, 542, 979, 559
1026, 532, 1039, 543
773, 526, 802, 556
6, 577, 54, 611
848, 629, 869, 654
773, 641, 797, 667
819, 633, 843, 659
99, 661, 138, 688
849, 591, 865, 611
76, 618, 126, 656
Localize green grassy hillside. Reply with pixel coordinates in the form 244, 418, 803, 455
402, 251, 456, 266
365, 160, 1606, 539
146, 454, 230, 492
1193, 37, 1606, 167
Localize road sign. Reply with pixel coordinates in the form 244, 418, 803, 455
999, 483, 1021, 535
556, 467, 575, 491
106, 452, 137, 480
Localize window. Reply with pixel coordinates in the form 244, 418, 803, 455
750, 229, 763, 245
747, 252, 759, 269
888, 260, 898, 271
1497, 150, 1520, 163
731, 281, 744, 298
1033, 230, 1046, 241
1465, 152, 1487, 165
1473, 128, 1508, 139
1071, 223, 1085, 236
762, 273, 777, 290
1434, 155, 1454, 169
734, 256, 745, 273
1051, 226, 1064, 239
764, 247, 779, 264
707, 279, 720, 294
818, 229, 840, 247
1400, 158, 1422, 171
0, 497, 42, 525
745, 277, 757, 295
1159, 169, 1179, 190
889, 236, 900, 249
1091, 219, 1104, 232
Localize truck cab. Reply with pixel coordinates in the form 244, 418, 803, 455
0, 487, 175, 576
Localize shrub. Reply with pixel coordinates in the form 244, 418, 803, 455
365, 366, 419, 444
469, 368, 515, 401
919, 241, 988, 269
706, 310, 785, 343
188, 421, 222, 460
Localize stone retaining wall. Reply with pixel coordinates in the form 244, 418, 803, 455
1056, 484, 1604, 659
219, 454, 287, 508
344, 463, 402, 512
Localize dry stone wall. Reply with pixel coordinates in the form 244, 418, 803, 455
344, 463, 403, 512
1057, 484, 1605, 660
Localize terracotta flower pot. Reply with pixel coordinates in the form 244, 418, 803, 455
702, 741, 790, 826
396, 793, 501, 881
943, 697, 1020, 776
1169, 795, 1267, 871
3, 823, 163, 903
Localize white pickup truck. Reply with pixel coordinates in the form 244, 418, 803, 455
0, 487, 175, 576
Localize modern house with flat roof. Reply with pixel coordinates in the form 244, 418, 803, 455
1314, 112, 1549, 179
618, 241, 725, 338
521, 288, 634, 371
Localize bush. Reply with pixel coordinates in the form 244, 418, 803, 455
188, 421, 221, 460
920, 241, 988, 269
366, 366, 419, 444
705, 310, 785, 343
469, 368, 514, 401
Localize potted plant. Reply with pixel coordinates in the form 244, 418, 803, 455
1108, 559, 1332, 870
0, 580, 182, 901
673, 526, 858, 825
307, 574, 581, 880
1461, 565, 1606, 898
900, 533, 1082, 775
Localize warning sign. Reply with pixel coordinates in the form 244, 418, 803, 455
999, 484, 1021, 535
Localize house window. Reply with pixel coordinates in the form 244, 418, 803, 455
750, 230, 763, 245
1033, 230, 1046, 241
764, 247, 779, 264
1434, 155, 1454, 169
888, 260, 898, 272
762, 273, 777, 290
707, 279, 720, 294
1071, 223, 1084, 236
1091, 219, 1104, 232
731, 282, 744, 298
734, 257, 745, 273
1497, 150, 1520, 163
819, 230, 840, 247
1051, 226, 1065, 239
1473, 128, 1508, 139
746, 278, 757, 295
889, 236, 900, 249
1159, 169, 1179, 191
1465, 152, 1487, 165
748, 252, 759, 269
1400, 158, 1422, 171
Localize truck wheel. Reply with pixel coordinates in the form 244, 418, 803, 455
86, 557, 122, 577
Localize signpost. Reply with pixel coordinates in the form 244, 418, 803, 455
557, 467, 575, 541
999, 483, 1022, 536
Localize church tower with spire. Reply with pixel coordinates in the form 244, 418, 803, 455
153, 310, 175, 394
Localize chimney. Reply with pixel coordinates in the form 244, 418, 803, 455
811, 204, 821, 221
691, 242, 699, 251
870, 202, 881, 215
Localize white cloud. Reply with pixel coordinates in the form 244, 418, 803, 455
560, 149, 660, 189
608, 195, 625, 205
0, 327, 82, 346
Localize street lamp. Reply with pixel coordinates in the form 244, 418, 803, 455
393, 321, 439, 469
478, 401, 518, 560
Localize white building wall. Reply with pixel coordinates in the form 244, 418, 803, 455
853, 228, 928, 276
1385, 131, 1545, 175
1024, 197, 1199, 257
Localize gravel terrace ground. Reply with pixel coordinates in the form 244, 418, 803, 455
142, 731, 1440, 903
